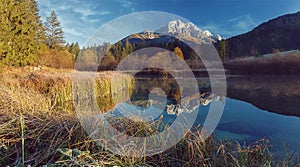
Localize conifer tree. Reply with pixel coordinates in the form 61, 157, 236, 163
44, 10, 65, 49
218, 39, 228, 61
0, 0, 15, 65
30, 0, 46, 46
0, 0, 44, 66
68, 42, 80, 59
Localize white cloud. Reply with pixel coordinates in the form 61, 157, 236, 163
228, 14, 256, 31
118, 0, 136, 13
64, 28, 84, 37
73, 8, 97, 17
120, 0, 133, 9
200, 24, 231, 36
37, 0, 112, 46
199, 14, 258, 38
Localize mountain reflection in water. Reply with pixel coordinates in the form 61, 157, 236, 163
106, 75, 300, 155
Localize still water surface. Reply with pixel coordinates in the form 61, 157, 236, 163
109, 76, 300, 155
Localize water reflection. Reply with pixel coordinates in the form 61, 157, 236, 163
106, 75, 300, 154
217, 98, 300, 155
227, 75, 300, 117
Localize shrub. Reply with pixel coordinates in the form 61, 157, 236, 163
38, 49, 75, 69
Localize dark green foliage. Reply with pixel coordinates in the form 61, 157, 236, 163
67, 42, 80, 59
0, 0, 44, 66
218, 39, 228, 61
30, 0, 46, 46
0, 0, 72, 68
44, 10, 66, 49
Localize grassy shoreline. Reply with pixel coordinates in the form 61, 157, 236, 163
0, 68, 299, 166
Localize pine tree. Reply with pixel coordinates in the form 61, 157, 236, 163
44, 10, 65, 49
16, 0, 42, 66
68, 42, 80, 59
0, 0, 43, 66
30, 0, 46, 46
125, 39, 133, 54
73, 42, 80, 58
218, 39, 228, 61
0, 0, 15, 65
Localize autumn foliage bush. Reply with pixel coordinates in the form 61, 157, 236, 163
38, 49, 75, 69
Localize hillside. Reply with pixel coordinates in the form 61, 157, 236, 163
224, 11, 300, 59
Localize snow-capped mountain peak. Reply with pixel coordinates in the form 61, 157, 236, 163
156, 19, 222, 42
202, 30, 213, 37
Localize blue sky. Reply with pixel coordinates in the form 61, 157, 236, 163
37, 0, 300, 47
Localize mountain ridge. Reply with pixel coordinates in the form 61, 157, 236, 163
223, 11, 300, 59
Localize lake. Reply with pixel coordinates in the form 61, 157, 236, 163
106, 75, 300, 157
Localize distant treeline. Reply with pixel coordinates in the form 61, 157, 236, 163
77, 34, 188, 71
